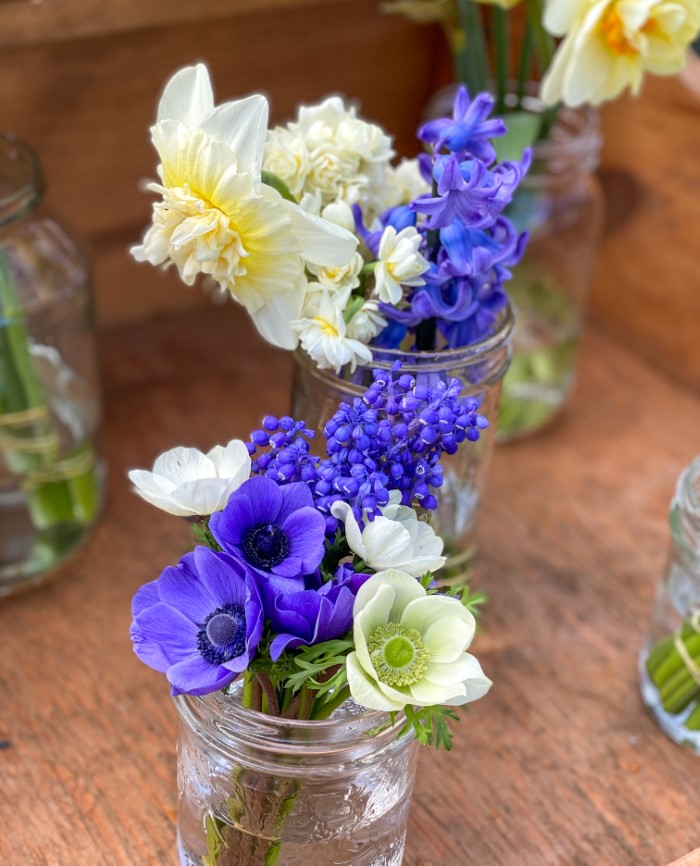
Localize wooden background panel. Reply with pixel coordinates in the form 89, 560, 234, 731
0, 4, 440, 325
594, 71, 700, 392
0, 0, 346, 48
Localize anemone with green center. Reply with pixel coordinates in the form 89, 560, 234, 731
368, 623, 430, 688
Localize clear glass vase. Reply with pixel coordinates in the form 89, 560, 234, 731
640, 458, 700, 754
291, 306, 513, 582
0, 134, 103, 596
175, 685, 418, 866
497, 100, 604, 440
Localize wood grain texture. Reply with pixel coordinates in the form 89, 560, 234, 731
0, 3, 440, 325
594, 73, 700, 392
1, 303, 699, 865
0, 0, 347, 48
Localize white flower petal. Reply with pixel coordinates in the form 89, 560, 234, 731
127, 469, 176, 497
168, 478, 230, 517
401, 594, 475, 636
362, 517, 414, 569
200, 94, 269, 180
283, 200, 358, 267
423, 616, 475, 661
152, 447, 217, 485
354, 569, 425, 624
248, 280, 306, 349
207, 439, 251, 479
156, 63, 214, 128
330, 501, 367, 559
346, 653, 406, 712
408, 679, 465, 707
130, 486, 197, 517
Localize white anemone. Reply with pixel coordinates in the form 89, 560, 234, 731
128, 440, 250, 517
331, 496, 445, 576
346, 569, 492, 712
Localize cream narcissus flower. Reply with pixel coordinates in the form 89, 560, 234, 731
292, 288, 372, 373
373, 225, 431, 306
131, 64, 357, 349
346, 300, 387, 344
128, 440, 251, 517
264, 96, 395, 216
331, 496, 446, 577
346, 569, 492, 712
541, 0, 700, 107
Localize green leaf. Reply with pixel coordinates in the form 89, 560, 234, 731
494, 112, 541, 163
261, 170, 296, 203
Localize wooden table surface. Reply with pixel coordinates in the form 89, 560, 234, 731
1, 304, 699, 866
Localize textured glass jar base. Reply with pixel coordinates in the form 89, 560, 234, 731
0, 459, 104, 597
176, 688, 417, 866
177, 819, 408, 866
639, 648, 700, 754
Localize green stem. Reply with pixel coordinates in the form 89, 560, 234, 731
653, 634, 700, 689
313, 686, 351, 721
686, 702, 700, 731
492, 7, 509, 116
516, 24, 534, 108
445, 23, 471, 88
524, 0, 554, 74
456, 0, 489, 93
645, 635, 676, 680
242, 670, 254, 709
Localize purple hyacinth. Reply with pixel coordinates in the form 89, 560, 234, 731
130, 548, 264, 696
418, 87, 507, 164
209, 475, 327, 594
268, 564, 371, 660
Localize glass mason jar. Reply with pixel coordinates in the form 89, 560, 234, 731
175, 685, 418, 866
640, 458, 700, 754
497, 99, 604, 441
291, 306, 513, 582
0, 134, 103, 596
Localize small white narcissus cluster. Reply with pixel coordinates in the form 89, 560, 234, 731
264, 96, 395, 218
346, 569, 492, 712
128, 440, 251, 517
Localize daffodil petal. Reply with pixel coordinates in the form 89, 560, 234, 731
200, 94, 269, 180
156, 63, 214, 127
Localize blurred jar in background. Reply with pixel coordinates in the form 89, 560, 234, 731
0, 134, 103, 596
497, 99, 604, 440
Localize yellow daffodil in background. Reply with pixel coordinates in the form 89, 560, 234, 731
541, 0, 700, 107
132, 64, 357, 349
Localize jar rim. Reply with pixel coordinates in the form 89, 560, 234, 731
0, 134, 44, 228
295, 303, 514, 382
175, 683, 409, 759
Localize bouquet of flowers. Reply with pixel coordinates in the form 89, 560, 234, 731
129, 364, 490, 730
132, 64, 529, 372
129, 365, 492, 862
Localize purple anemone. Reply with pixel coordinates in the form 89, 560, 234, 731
130, 547, 263, 696
209, 475, 327, 595
268, 564, 371, 661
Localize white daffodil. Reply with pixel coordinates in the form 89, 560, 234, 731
541, 0, 700, 107
346, 569, 492, 712
346, 299, 387, 344
292, 288, 372, 373
331, 496, 446, 576
264, 96, 394, 215
131, 64, 357, 349
373, 225, 430, 306
128, 440, 251, 517
308, 251, 365, 295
